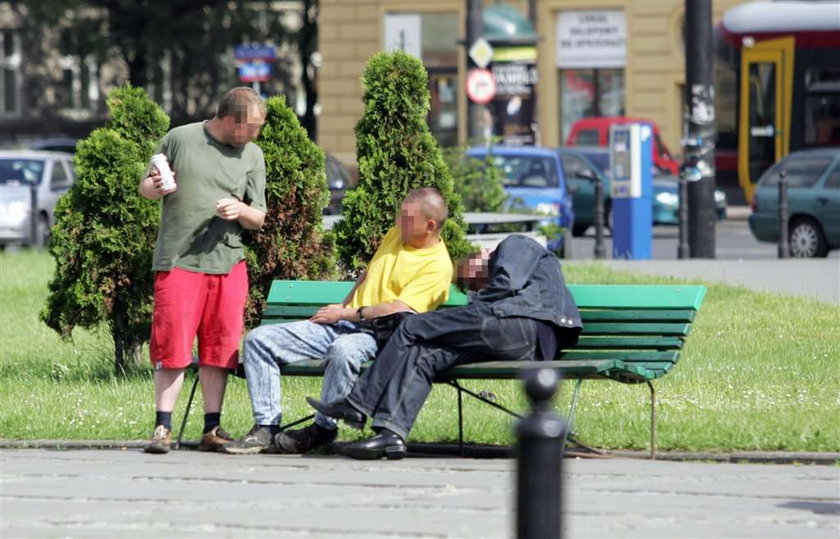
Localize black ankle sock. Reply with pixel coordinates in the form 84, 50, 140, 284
155, 411, 172, 430
260, 424, 281, 436
203, 413, 221, 433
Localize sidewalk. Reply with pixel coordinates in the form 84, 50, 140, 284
2, 449, 838, 538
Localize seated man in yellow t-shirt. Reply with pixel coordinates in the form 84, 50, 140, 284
223, 188, 453, 455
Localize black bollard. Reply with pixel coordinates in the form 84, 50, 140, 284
29, 183, 39, 246
778, 170, 789, 259
678, 173, 689, 259
516, 367, 566, 539
593, 177, 606, 259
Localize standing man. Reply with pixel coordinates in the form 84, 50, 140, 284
307, 235, 583, 459
222, 188, 453, 455
139, 87, 267, 454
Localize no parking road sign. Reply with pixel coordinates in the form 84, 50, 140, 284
466, 68, 496, 105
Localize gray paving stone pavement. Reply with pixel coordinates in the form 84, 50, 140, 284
2, 449, 838, 538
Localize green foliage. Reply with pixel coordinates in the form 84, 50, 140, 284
334, 51, 472, 272
41, 85, 168, 373
445, 146, 508, 212
245, 96, 335, 326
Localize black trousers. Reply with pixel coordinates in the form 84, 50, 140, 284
345, 302, 538, 439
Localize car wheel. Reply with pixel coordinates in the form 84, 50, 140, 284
789, 218, 828, 258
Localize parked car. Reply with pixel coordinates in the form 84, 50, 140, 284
558, 146, 726, 236
27, 137, 78, 154
566, 117, 680, 175
466, 146, 574, 252
748, 148, 840, 257
0, 151, 75, 247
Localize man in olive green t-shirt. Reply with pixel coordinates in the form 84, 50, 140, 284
138, 87, 267, 454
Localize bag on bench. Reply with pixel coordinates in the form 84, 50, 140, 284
359, 311, 414, 350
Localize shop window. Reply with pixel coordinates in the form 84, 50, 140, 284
0, 30, 21, 115
559, 68, 625, 142
385, 13, 459, 147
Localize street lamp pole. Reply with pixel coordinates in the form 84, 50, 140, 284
684, 0, 716, 258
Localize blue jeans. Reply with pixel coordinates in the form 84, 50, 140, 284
346, 302, 538, 439
243, 320, 377, 430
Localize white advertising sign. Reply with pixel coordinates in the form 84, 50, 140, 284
556, 10, 626, 69
384, 14, 422, 60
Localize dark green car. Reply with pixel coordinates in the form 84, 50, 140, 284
749, 148, 840, 257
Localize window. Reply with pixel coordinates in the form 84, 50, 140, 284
385, 13, 459, 147
824, 164, 840, 189
573, 129, 599, 146
559, 69, 625, 142
761, 156, 833, 188
803, 69, 840, 146
50, 161, 71, 191
0, 30, 21, 115
490, 154, 558, 188
58, 55, 100, 113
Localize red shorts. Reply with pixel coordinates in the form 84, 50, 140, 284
150, 261, 248, 370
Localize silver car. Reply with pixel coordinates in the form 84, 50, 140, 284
0, 151, 75, 247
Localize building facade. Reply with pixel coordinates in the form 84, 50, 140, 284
318, 0, 747, 168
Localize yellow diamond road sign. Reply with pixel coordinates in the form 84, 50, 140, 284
469, 38, 494, 69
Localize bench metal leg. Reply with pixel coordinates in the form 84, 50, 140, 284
457, 383, 464, 457
647, 381, 657, 460
448, 380, 524, 457
175, 374, 200, 450
560, 379, 584, 455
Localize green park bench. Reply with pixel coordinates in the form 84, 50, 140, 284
256, 280, 707, 460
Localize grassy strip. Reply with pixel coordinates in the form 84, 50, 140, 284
1, 251, 838, 451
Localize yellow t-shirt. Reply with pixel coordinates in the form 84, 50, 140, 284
349, 226, 453, 313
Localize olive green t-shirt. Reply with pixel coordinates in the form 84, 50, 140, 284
151, 122, 266, 274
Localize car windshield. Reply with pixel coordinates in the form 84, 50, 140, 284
487, 154, 558, 187
760, 155, 835, 188
0, 159, 44, 186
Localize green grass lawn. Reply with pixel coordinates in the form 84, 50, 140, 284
1, 250, 838, 452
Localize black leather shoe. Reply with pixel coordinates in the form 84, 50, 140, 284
339, 432, 407, 460
306, 397, 366, 429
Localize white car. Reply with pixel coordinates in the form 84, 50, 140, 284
0, 151, 75, 247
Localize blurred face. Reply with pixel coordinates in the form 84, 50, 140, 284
455, 250, 492, 290
225, 105, 266, 147
398, 201, 435, 245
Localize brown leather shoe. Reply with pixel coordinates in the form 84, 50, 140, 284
198, 425, 234, 452
144, 424, 171, 454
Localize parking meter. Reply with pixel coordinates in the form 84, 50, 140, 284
610, 123, 653, 259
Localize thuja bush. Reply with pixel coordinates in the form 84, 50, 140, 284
334, 50, 472, 272
445, 145, 507, 212
245, 95, 335, 326
41, 85, 168, 374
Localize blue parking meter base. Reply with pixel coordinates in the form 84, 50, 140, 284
612, 198, 652, 259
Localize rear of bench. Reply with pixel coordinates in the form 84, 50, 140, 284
263, 280, 706, 458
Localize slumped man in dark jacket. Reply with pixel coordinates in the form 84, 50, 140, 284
308, 234, 583, 459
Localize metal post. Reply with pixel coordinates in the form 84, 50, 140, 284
684, 0, 716, 258
593, 178, 606, 259
778, 170, 789, 258
466, 0, 484, 141
29, 184, 38, 246
516, 368, 565, 539
678, 172, 690, 259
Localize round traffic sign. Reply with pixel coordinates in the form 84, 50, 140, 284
466, 68, 496, 105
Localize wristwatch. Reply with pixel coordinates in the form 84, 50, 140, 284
357, 306, 367, 321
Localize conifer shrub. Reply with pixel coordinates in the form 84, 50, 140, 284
445, 145, 507, 212
334, 51, 472, 272
245, 96, 335, 326
41, 85, 168, 373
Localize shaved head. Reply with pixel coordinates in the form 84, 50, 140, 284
403, 187, 448, 231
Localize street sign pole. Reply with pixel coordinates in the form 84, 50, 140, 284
466, 0, 484, 142
684, 0, 716, 258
